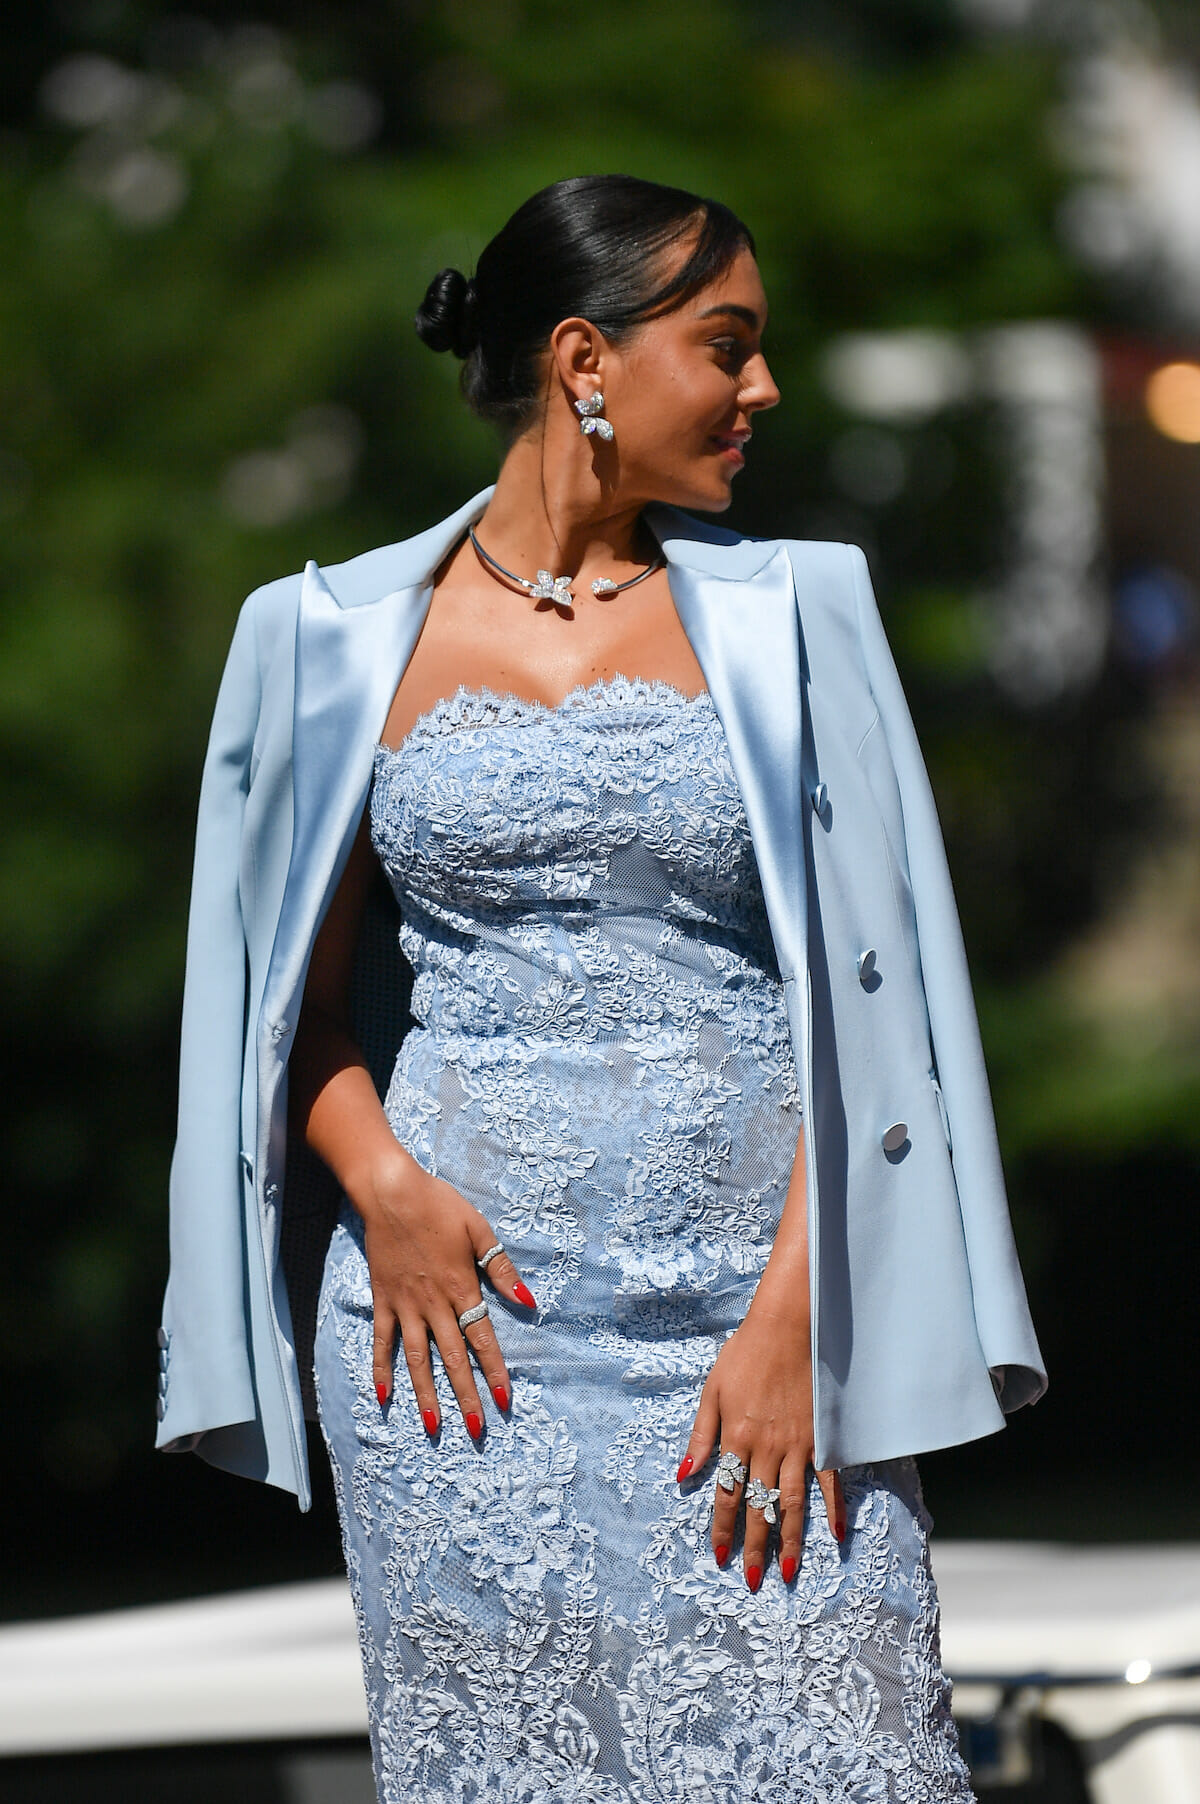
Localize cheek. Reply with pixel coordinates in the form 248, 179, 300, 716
622, 362, 723, 451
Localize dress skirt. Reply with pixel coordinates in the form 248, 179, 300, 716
314, 677, 976, 1803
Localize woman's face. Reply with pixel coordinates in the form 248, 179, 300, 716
601, 243, 780, 513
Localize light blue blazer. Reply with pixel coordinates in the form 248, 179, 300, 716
156, 486, 1046, 1507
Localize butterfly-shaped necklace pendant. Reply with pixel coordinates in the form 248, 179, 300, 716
528, 570, 575, 606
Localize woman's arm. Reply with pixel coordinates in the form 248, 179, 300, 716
674, 1125, 845, 1589
289, 813, 536, 1436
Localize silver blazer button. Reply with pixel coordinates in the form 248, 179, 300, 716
857, 949, 877, 984
882, 1122, 909, 1154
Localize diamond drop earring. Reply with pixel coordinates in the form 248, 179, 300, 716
574, 391, 615, 443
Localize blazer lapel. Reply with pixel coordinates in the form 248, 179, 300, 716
265, 491, 493, 1039
652, 526, 808, 991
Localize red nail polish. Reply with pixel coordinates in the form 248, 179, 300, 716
422, 1409, 438, 1435
492, 1385, 510, 1412
375, 1382, 388, 1408
834, 1518, 846, 1543
746, 1565, 763, 1593
781, 1555, 797, 1584
714, 1544, 729, 1568
466, 1412, 483, 1440
512, 1281, 536, 1309
676, 1455, 694, 1483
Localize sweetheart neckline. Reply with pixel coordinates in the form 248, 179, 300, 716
375, 673, 713, 759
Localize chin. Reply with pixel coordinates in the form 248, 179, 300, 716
652, 475, 737, 515
681, 485, 736, 515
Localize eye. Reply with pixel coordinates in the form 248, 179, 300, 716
709, 337, 751, 371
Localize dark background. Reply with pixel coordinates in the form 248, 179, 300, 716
2, 0, 1198, 1623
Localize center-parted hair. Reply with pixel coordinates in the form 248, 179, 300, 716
415, 174, 755, 438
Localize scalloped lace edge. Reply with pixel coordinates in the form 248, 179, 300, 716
376, 673, 712, 758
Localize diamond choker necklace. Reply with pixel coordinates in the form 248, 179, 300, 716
468, 526, 664, 607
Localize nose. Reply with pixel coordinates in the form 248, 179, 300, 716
744, 351, 780, 413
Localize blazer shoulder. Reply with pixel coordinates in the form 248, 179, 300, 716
309, 533, 426, 606
779, 537, 874, 633
235, 520, 430, 630
231, 526, 417, 667
782, 535, 867, 574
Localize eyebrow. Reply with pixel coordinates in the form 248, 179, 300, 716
696, 304, 762, 330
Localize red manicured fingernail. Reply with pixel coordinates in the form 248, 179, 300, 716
422, 1409, 438, 1435
513, 1281, 536, 1309
466, 1412, 483, 1440
834, 1518, 846, 1543
676, 1455, 694, 1483
714, 1544, 729, 1568
492, 1385, 509, 1412
781, 1555, 797, 1583
745, 1564, 763, 1593
375, 1382, 388, 1408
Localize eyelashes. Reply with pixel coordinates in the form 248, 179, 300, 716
709, 337, 767, 368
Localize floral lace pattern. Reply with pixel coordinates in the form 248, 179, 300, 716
315, 677, 974, 1802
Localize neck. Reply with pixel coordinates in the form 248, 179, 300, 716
474, 428, 658, 582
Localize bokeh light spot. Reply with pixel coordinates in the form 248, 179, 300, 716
1145, 361, 1200, 443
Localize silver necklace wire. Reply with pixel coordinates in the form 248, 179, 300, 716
468, 526, 664, 605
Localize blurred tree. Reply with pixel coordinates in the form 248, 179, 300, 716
1, 0, 1194, 1611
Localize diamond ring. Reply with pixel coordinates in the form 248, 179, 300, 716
745, 1478, 782, 1526
476, 1244, 505, 1270
457, 1301, 490, 1331
716, 1451, 748, 1493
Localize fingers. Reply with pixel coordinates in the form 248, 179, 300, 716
471, 1223, 537, 1312
708, 1447, 746, 1574
675, 1376, 720, 1487
372, 1299, 397, 1409
817, 1465, 847, 1545
775, 1451, 810, 1585
429, 1305, 487, 1441
680, 1430, 845, 1591
394, 1301, 507, 1440
396, 1310, 440, 1436
368, 1198, 533, 1437
461, 1312, 512, 1416
741, 1462, 775, 1593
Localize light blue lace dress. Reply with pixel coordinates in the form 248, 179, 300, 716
314, 676, 975, 1804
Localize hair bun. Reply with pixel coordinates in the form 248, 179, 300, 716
415, 267, 480, 359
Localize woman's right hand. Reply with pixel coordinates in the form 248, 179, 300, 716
359, 1158, 536, 1439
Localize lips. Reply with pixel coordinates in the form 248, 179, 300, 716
712, 434, 749, 468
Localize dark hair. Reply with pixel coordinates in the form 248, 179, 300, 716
415, 175, 755, 438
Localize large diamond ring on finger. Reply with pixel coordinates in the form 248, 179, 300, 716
745, 1478, 782, 1526
476, 1244, 505, 1270
716, 1451, 748, 1493
457, 1301, 490, 1331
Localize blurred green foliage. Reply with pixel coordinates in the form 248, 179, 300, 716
1, 0, 1196, 1601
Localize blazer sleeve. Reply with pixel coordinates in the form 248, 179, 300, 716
156, 595, 263, 1448
847, 544, 1047, 1412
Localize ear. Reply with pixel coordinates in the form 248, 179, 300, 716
548, 316, 605, 404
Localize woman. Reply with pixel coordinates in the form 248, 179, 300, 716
158, 176, 1046, 1801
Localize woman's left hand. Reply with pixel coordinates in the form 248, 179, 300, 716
675, 1279, 846, 1592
